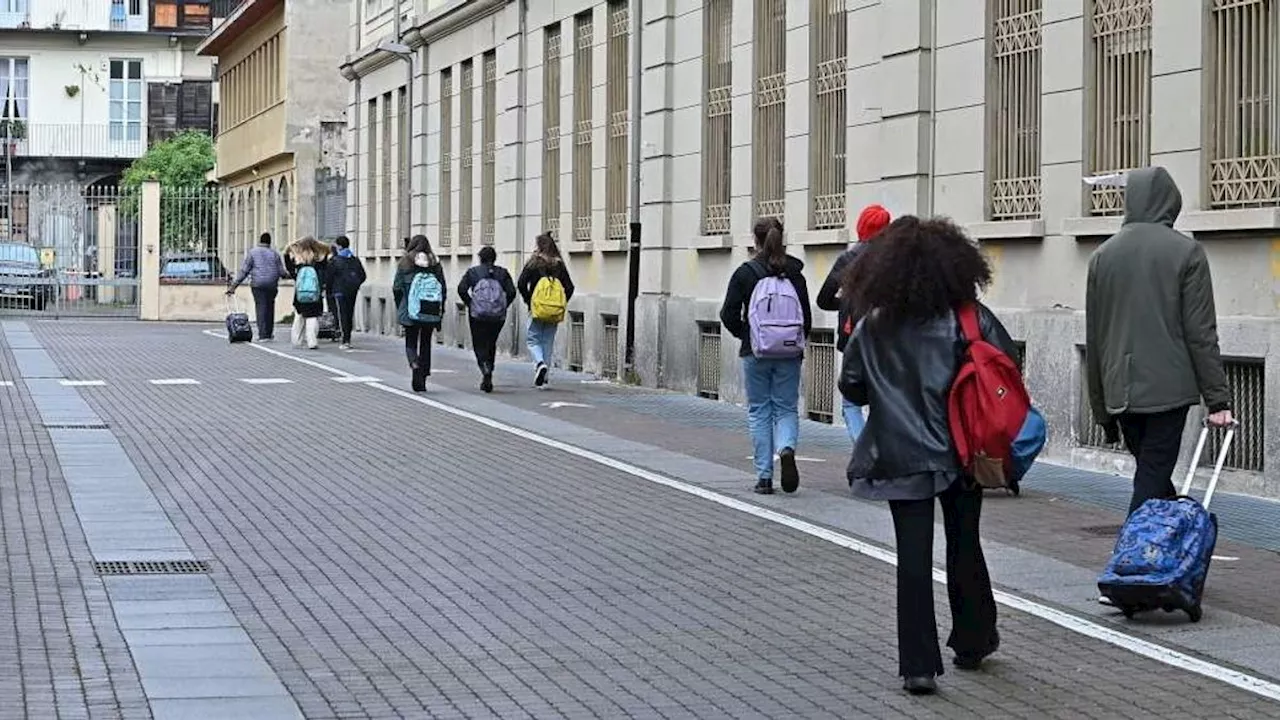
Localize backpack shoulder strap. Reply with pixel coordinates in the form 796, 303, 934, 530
956, 303, 982, 343
747, 259, 768, 281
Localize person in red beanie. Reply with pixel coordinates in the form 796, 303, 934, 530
816, 204, 891, 442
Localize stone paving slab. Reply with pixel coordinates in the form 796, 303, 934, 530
27, 320, 1280, 719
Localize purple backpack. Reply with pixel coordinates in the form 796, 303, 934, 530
747, 261, 806, 359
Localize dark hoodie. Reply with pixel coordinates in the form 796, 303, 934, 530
1085, 167, 1231, 427
719, 254, 813, 357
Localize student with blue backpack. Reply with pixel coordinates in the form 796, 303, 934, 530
458, 245, 517, 393
718, 217, 813, 496
283, 236, 331, 350
393, 235, 446, 392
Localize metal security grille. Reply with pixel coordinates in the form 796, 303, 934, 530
988, 0, 1042, 220
366, 98, 377, 248
1077, 347, 1120, 449
439, 69, 453, 248
702, 0, 733, 235
601, 314, 620, 378
1088, 0, 1151, 215
753, 0, 786, 221
606, 1, 630, 241
381, 91, 393, 249
804, 330, 836, 423
543, 25, 562, 236
481, 52, 497, 246
697, 322, 722, 399
573, 12, 594, 242
811, 0, 847, 229
1208, 0, 1280, 209
459, 60, 474, 246
568, 311, 585, 371
1202, 360, 1264, 471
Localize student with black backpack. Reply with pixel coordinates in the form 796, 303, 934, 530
458, 246, 517, 393
393, 235, 446, 392
324, 236, 367, 349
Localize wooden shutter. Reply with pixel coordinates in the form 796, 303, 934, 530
148, 83, 179, 144
178, 81, 213, 133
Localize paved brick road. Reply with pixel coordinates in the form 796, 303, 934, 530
5, 320, 1280, 718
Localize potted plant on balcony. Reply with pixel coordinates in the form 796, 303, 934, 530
0, 119, 26, 155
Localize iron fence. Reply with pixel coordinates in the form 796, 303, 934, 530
159, 184, 224, 283
0, 184, 139, 317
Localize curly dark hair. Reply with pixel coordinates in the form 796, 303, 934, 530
842, 216, 992, 325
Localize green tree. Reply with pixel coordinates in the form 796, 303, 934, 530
121, 131, 219, 252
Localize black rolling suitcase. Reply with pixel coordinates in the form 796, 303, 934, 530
226, 296, 254, 343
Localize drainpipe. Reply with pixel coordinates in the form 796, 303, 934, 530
512, 0, 529, 357
622, 0, 642, 378
926, 0, 938, 217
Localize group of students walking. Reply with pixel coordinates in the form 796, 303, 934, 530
228, 165, 1232, 697
718, 166, 1233, 696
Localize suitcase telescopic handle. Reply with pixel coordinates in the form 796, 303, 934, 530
1181, 418, 1239, 510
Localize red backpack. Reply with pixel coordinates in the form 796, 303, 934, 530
947, 303, 1031, 489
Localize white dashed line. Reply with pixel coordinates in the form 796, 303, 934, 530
0, 380, 14, 387
227, 331, 1280, 704
331, 376, 382, 384
238, 378, 293, 385
149, 378, 202, 386
59, 380, 106, 387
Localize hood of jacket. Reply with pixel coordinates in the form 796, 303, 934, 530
414, 251, 433, 267
1122, 167, 1181, 228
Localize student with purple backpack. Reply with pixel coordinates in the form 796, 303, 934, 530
458, 246, 518, 393
719, 217, 813, 495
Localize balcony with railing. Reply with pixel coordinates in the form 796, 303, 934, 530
2, 123, 148, 161
0, 1, 223, 34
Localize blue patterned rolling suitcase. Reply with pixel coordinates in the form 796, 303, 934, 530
1097, 420, 1237, 623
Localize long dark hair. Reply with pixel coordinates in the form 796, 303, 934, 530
842, 216, 992, 326
752, 217, 786, 272
527, 232, 561, 269
398, 234, 437, 271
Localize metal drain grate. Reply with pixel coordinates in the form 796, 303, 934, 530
1080, 524, 1124, 538
44, 422, 109, 430
93, 560, 211, 576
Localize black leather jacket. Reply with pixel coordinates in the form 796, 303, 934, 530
839, 304, 1019, 483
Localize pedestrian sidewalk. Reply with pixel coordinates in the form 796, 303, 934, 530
278, 331, 1280, 681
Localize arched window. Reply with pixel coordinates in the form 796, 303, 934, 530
227, 193, 238, 258
256, 189, 264, 243
244, 189, 254, 243
266, 179, 277, 242
278, 177, 290, 244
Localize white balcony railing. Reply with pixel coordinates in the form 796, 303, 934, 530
3, 123, 148, 160
1, 1, 147, 32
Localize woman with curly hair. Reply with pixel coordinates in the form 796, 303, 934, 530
838, 216, 1018, 695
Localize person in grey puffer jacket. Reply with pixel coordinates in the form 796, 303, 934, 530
227, 233, 288, 341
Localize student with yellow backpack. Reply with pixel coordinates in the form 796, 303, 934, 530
517, 233, 575, 387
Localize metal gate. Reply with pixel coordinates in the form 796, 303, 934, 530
0, 184, 139, 318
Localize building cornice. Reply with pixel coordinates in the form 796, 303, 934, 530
340, 0, 508, 80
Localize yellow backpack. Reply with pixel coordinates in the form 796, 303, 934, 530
531, 275, 567, 324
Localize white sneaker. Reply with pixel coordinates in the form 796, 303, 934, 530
339, 343, 351, 350
1098, 594, 1114, 607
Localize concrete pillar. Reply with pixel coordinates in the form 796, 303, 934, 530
96, 203, 117, 305
139, 182, 161, 321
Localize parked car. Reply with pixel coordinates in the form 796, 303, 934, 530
159, 252, 229, 281
0, 243, 56, 311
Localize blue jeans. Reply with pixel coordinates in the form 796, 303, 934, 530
527, 319, 558, 366
742, 356, 802, 480
843, 397, 866, 443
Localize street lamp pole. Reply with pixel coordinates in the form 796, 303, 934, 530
623, 0, 642, 378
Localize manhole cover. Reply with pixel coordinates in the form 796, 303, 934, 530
93, 560, 210, 576
1080, 524, 1124, 537
44, 422, 109, 430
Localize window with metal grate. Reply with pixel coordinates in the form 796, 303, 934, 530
601, 315, 620, 379
697, 322, 722, 399
804, 330, 837, 423
568, 311, 585, 371
1076, 346, 1121, 449
1201, 359, 1264, 472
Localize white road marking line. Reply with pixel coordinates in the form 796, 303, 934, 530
149, 378, 201, 386
59, 380, 106, 387
744, 455, 827, 464
331, 376, 382, 384
238, 378, 293, 385
1213, 555, 1240, 562
542, 401, 593, 409
222, 331, 1280, 703
0, 380, 13, 387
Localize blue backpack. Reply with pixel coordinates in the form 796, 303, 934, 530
295, 265, 321, 303
403, 271, 443, 325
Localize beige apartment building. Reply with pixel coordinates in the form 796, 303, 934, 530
344, 0, 1280, 497
198, 0, 348, 264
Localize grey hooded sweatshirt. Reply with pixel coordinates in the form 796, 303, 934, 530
1085, 167, 1231, 426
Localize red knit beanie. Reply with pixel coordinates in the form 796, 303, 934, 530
855, 204, 891, 241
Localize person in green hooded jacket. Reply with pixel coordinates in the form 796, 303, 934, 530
1085, 166, 1233, 517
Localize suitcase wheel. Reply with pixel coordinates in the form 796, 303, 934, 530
1188, 605, 1203, 623
1120, 606, 1136, 620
